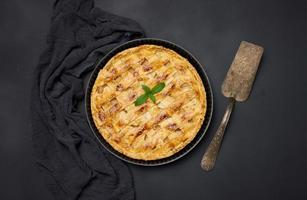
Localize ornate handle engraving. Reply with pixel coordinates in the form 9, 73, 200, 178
201, 98, 235, 171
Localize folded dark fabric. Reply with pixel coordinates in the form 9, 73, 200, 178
30, 0, 144, 199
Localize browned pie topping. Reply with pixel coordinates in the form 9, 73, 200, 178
91, 44, 206, 160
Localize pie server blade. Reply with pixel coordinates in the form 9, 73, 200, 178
222, 41, 264, 101
201, 41, 264, 171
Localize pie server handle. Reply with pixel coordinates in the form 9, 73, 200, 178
201, 97, 235, 171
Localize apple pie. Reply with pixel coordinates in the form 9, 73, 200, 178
91, 44, 206, 160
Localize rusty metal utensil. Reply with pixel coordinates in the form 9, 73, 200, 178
201, 41, 264, 171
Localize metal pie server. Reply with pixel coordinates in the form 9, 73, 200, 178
201, 41, 264, 171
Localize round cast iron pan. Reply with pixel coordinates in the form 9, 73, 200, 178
85, 38, 213, 166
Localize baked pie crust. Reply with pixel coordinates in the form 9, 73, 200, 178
91, 44, 206, 160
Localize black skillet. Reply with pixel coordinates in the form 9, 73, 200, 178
85, 38, 213, 166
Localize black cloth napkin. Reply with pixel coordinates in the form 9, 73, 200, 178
30, 0, 144, 199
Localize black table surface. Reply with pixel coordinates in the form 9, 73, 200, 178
1, 0, 307, 199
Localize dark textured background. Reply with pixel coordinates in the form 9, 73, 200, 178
1, 0, 307, 199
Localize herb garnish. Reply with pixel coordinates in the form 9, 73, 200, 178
134, 82, 165, 106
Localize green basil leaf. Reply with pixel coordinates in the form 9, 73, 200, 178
151, 82, 165, 94
148, 93, 156, 103
141, 84, 151, 94
134, 94, 148, 106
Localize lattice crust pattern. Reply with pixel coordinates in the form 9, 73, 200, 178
91, 45, 207, 160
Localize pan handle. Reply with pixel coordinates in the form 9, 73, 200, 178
201, 97, 235, 171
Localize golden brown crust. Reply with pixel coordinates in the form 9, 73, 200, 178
91, 44, 206, 160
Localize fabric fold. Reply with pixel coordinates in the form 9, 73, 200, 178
30, 0, 145, 199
